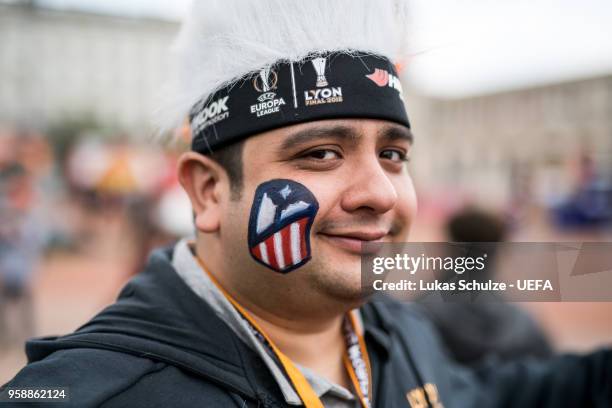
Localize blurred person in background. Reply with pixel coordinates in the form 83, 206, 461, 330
419, 207, 552, 365
62, 137, 180, 273
553, 150, 612, 229
0, 162, 43, 346
125, 151, 194, 277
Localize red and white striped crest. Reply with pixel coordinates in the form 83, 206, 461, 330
248, 180, 318, 273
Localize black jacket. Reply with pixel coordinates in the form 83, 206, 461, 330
2, 247, 611, 407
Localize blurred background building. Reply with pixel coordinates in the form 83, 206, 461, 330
408, 76, 612, 242
0, 0, 175, 132
0, 0, 611, 385
412, 76, 612, 206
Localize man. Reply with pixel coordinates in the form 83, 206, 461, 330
419, 208, 552, 365
2, 0, 611, 407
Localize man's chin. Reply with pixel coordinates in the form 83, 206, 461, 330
330, 285, 373, 307
299, 241, 378, 305
306, 266, 369, 305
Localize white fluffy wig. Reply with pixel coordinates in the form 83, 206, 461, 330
157, 0, 410, 135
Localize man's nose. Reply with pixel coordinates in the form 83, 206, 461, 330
340, 158, 398, 214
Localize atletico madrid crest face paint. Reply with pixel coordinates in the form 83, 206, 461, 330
248, 179, 319, 273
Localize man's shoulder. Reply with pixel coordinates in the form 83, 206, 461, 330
2, 348, 161, 406
2, 348, 242, 407
364, 294, 435, 327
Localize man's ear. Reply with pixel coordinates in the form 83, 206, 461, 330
177, 152, 226, 233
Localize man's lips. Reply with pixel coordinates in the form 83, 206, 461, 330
317, 230, 388, 254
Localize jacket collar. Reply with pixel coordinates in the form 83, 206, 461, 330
26, 246, 395, 404
27, 247, 271, 400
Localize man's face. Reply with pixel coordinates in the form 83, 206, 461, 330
221, 118, 417, 302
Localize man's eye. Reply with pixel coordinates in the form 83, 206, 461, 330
380, 149, 408, 162
304, 149, 341, 160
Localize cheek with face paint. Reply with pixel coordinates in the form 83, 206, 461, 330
247, 179, 319, 273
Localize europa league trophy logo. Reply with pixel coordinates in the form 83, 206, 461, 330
254, 67, 278, 93
311, 57, 328, 88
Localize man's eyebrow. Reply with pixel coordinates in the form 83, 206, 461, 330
278, 125, 358, 152
379, 125, 414, 145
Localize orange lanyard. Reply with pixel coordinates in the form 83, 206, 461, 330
195, 256, 372, 408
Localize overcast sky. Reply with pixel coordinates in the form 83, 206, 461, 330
37, 0, 612, 98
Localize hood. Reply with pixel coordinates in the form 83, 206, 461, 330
24, 246, 407, 405
25, 246, 280, 401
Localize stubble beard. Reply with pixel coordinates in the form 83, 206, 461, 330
303, 250, 373, 307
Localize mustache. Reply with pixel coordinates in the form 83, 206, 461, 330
315, 216, 405, 236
